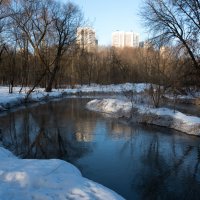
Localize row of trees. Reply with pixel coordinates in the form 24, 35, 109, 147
0, 0, 83, 96
141, 0, 200, 80
0, 0, 199, 97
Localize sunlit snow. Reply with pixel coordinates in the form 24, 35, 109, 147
0, 83, 149, 110
0, 147, 124, 200
86, 99, 200, 135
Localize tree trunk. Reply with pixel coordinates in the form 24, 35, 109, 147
45, 60, 60, 92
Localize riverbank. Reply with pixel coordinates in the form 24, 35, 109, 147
86, 99, 200, 136
0, 147, 124, 200
1, 83, 200, 199
0, 83, 149, 111
1, 84, 200, 135
0, 83, 200, 199
0, 84, 146, 200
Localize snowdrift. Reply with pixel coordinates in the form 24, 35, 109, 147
0, 147, 124, 200
86, 99, 200, 136
0, 83, 149, 110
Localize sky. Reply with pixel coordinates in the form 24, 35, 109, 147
68, 0, 146, 46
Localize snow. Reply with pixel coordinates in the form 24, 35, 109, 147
86, 99, 132, 118
0, 147, 124, 200
139, 107, 200, 125
0, 83, 149, 110
164, 91, 200, 105
1, 83, 200, 199
86, 99, 200, 136
0, 84, 142, 200
69, 83, 149, 93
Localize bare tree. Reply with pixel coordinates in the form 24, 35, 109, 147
45, 1, 83, 92
0, 0, 11, 20
8, 0, 83, 98
141, 0, 200, 72
0, 0, 11, 64
9, 0, 54, 98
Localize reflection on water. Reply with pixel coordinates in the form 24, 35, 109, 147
0, 98, 200, 200
0, 99, 96, 160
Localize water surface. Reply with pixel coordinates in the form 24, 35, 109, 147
0, 98, 200, 200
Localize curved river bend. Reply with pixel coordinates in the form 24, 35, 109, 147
0, 98, 200, 200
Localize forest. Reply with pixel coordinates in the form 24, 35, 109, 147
0, 0, 199, 95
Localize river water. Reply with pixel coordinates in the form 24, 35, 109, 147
0, 98, 200, 200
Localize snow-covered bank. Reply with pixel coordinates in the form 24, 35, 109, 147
163, 94, 200, 105
0, 147, 124, 200
86, 99, 200, 136
163, 87, 200, 105
0, 83, 149, 111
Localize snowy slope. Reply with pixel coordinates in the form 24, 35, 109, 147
0, 83, 149, 110
0, 147, 124, 200
86, 99, 200, 136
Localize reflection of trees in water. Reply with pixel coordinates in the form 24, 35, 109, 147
0, 100, 94, 161
109, 121, 133, 139
132, 132, 200, 200
1, 110, 36, 156
194, 146, 200, 179
1, 99, 200, 200
75, 121, 95, 142
105, 122, 200, 200
117, 125, 140, 160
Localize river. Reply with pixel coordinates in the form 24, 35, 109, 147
0, 98, 200, 200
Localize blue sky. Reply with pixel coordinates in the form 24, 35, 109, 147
69, 0, 146, 45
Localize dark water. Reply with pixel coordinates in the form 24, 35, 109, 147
0, 98, 200, 200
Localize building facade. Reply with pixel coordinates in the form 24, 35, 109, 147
112, 31, 140, 48
76, 27, 98, 52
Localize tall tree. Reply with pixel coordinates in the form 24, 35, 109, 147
45, 1, 83, 92
0, 0, 11, 62
10, 0, 53, 97
9, 0, 83, 96
141, 0, 200, 71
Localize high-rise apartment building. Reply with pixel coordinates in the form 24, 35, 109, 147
112, 31, 140, 48
77, 27, 98, 52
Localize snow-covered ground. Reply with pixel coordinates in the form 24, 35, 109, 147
163, 87, 200, 104
86, 99, 200, 136
71, 83, 150, 93
0, 83, 149, 110
1, 83, 200, 199
0, 147, 124, 200
0, 83, 150, 200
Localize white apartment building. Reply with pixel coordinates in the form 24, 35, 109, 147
112, 31, 140, 48
77, 27, 98, 52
